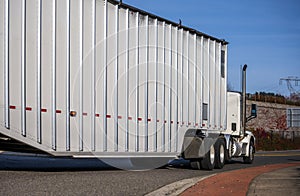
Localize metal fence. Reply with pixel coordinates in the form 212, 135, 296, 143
287, 108, 300, 128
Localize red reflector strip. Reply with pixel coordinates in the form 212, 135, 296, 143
195, 123, 199, 126
147, 119, 151, 122
56, 110, 62, 114
188, 122, 191, 125
157, 120, 160, 122
171, 121, 174, 124
202, 124, 206, 127
95, 114, 100, 117
41, 108, 47, 113
9, 105, 16, 109
128, 117, 132, 120
138, 118, 142, 121
106, 115, 111, 118
118, 116, 122, 119
164, 120, 167, 124
83, 113, 88, 116
26, 107, 32, 111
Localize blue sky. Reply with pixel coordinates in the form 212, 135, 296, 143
123, 0, 300, 96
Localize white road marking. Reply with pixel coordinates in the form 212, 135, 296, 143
146, 174, 216, 196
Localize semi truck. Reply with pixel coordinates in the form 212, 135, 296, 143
0, 0, 257, 170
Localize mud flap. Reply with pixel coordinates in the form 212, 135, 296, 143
182, 129, 217, 159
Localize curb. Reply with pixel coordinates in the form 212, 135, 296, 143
145, 174, 216, 196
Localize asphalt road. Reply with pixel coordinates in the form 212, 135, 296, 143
0, 151, 299, 196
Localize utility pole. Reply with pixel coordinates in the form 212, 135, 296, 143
279, 76, 300, 95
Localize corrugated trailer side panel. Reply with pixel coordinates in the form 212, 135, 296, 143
219, 43, 227, 130
157, 20, 165, 152
70, 0, 82, 152
0, 0, 227, 157
171, 26, 179, 152
202, 38, 209, 127
107, 1, 116, 152
40, 0, 54, 150
117, 7, 128, 152
127, 10, 137, 153
56, 0, 68, 151
147, 18, 156, 152
8, 0, 25, 139
25, 0, 39, 145
0, 0, 5, 128
219, 43, 226, 130
215, 43, 220, 129
196, 37, 204, 128
208, 41, 216, 129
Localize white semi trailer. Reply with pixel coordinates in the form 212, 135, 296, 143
0, 0, 257, 170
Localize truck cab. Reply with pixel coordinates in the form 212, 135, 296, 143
225, 92, 243, 136
221, 91, 257, 163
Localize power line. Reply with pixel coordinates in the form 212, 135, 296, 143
279, 76, 300, 95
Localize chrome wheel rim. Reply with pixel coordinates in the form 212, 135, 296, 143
220, 144, 225, 163
210, 145, 215, 165
249, 145, 253, 160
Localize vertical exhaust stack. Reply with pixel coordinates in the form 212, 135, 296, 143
242, 64, 247, 136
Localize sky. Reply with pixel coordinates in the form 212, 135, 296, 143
123, 0, 300, 96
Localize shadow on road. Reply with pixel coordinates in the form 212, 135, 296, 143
0, 153, 118, 172
288, 158, 300, 162
0, 153, 186, 172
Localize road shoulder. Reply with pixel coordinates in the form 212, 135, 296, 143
247, 165, 300, 196
180, 162, 300, 196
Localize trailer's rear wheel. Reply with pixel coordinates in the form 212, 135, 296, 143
200, 144, 215, 170
243, 140, 254, 164
214, 138, 225, 169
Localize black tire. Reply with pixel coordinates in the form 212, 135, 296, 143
225, 138, 233, 163
190, 160, 201, 170
243, 140, 254, 164
200, 144, 215, 170
214, 138, 225, 169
